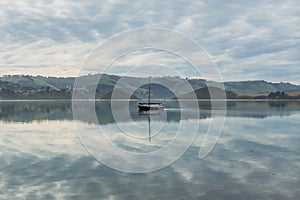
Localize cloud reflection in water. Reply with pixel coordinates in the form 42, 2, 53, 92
0, 101, 299, 199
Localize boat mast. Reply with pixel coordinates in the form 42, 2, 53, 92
148, 77, 151, 105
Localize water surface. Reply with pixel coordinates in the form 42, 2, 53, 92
0, 101, 299, 199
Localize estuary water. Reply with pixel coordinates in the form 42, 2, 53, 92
0, 101, 299, 199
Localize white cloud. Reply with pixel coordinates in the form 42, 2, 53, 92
0, 0, 299, 83
1, 39, 97, 76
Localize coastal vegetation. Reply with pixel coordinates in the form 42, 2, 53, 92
0, 74, 299, 100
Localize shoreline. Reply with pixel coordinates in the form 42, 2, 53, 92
1, 99, 300, 102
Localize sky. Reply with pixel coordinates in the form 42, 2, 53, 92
0, 0, 299, 84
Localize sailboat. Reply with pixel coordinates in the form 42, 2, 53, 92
138, 77, 164, 112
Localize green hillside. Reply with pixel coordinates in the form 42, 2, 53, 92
177, 86, 238, 99
224, 80, 300, 94
0, 74, 300, 100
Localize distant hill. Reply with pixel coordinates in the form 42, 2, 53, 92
132, 83, 176, 99
177, 86, 238, 99
0, 75, 74, 90
177, 87, 300, 100
224, 80, 300, 94
0, 80, 19, 99
0, 74, 300, 100
101, 89, 138, 99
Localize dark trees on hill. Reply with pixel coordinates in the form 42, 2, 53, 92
267, 91, 290, 99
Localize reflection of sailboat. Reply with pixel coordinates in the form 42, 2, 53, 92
139, 102, 164, 142
138, 77, 164, 112
148, 114, 151, 142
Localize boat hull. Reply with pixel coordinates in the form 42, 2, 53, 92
138, 103, 164, 111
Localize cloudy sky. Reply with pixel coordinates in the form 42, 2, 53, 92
1, 0, 299, 83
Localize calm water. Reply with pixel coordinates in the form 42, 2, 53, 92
0, 101, 299, 199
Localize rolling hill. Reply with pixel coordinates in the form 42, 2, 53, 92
176, 86, 238, 99
0, 74, 300, 99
